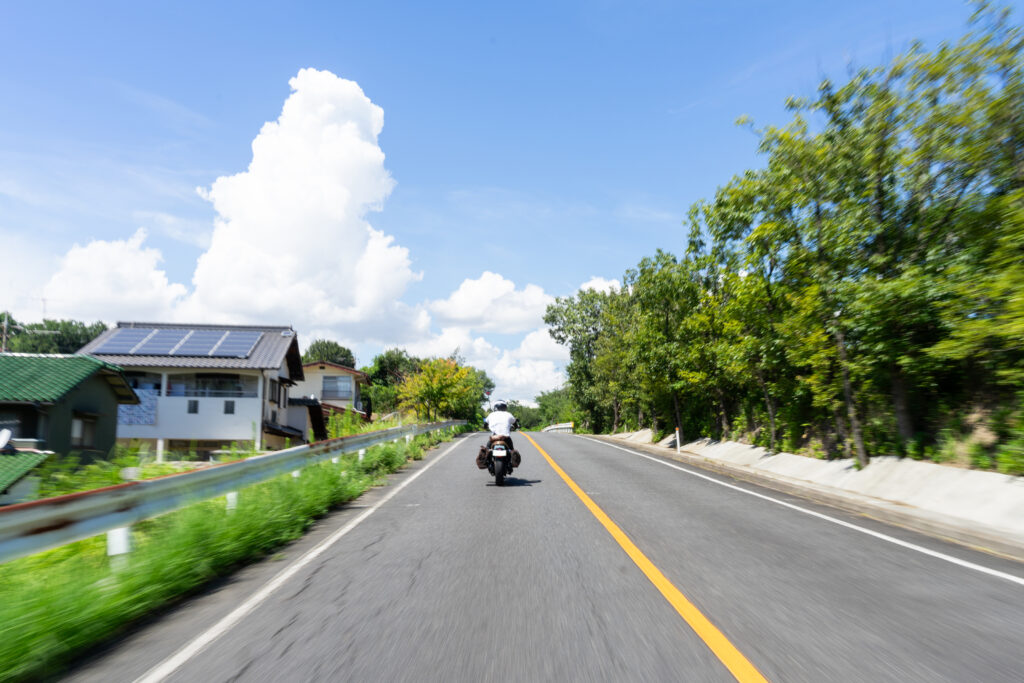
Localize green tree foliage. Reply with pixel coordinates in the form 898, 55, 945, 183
398, 358, 487, 421
302, 339, 356, 367
360, 348, 423, 415
544, 3, 1024, 469
1, 313, 107, 354
507, 400, 543, 430
544, 288, 613, 431
535, 387, 577, 426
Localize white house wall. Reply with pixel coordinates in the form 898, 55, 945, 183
118, 367, 267, 443
118, 396, 263, 441
293, 367, 364, 412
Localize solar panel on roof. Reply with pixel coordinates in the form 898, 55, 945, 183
210, 330, 263, 358
133, 328, 190, 355
172, 330, 227, 356
92, 328, 155, 354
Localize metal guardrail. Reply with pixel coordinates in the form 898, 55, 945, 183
542, 422, 574, 433
0, 420, 465, 564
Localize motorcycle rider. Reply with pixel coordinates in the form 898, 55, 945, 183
477, 399, 522, 470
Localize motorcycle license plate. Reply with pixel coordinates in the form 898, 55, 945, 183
492, 446, 507, 457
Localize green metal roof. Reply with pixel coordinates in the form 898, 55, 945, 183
0, 354, 136, 403
0, 451, 48, 493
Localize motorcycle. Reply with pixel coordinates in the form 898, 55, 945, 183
482, 421, 520, 486
487, 440, 512, 486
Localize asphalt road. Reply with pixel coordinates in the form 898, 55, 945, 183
67, 432, 1024, 682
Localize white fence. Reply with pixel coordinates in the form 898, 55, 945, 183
0, 421, 464, 564
542, 422, 574, 433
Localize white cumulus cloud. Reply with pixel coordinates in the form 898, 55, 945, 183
429, 271, 553, 333
513, 327, 569, 362
42, 228, 186, 321
579, 276, 620, 293
178, 68, 421, 338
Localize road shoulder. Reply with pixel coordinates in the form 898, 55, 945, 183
588, 434, 1024, 564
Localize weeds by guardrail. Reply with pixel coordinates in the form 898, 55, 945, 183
0, 421, 464, 565
0, 423, 466, 682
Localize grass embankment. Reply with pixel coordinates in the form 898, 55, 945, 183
0, 427, 462, 682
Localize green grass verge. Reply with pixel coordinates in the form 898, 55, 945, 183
0, 427, 464, 682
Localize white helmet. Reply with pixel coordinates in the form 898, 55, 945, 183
494, 399, 508, 411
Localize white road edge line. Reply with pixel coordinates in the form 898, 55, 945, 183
135, 437, 467, 683
579, 435, 1024, 587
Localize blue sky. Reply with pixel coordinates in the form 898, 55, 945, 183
0, 1, 1010, 401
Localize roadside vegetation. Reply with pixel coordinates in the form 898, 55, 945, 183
545, 3, 1024, 472
0, 426, 464, 682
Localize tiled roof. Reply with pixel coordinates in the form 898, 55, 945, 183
0, 354, 136, 404
0, 451, 48, 493
79, 322, 304, 379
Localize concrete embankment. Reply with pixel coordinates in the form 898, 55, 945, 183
597, 431, 1024, 562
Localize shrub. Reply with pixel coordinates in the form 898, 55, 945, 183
996, 439, 1024, 476
968, 441, 994, 470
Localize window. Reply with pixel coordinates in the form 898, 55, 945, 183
187, 400, 199, 414
166, 373, 257, 398
224, 400, 235, 415
123, 371, 162, 393
268, 378, 280, 404
0, 410, 23, 438
322, 375, 353, 400
70, 416, 96, 448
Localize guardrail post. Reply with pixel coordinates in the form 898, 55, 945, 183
292, 469, 301, 479
405, 434, 412, 445
331, 456, 340, 464
358, 448, 366, 462
107, 526, 131, 568
675, 428, 680, 454
226, 491, 238, 512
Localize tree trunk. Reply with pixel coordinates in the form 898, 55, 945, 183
671, 390, 683, 442
891, 363, 914, 444
834, 327, 869, 468
755, 369, 777, 452
716, 387, 729, 439
832, 404, 852, 460
612, 397, 621, 433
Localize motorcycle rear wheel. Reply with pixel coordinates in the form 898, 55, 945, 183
493, 458, 506, 486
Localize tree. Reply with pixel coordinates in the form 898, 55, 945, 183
302, 339, 356, 368
535, 3, 1024, 470
508, 401, 543, 430
535, 387, 576, 426
398, 358, 486, 421
2, 314, 107, 354
360, 348, 423, 415
544, 288, 613, 431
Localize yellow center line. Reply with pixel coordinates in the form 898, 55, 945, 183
523, 432, 769, 683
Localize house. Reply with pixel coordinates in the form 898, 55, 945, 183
286, 362, 370, 442
291, 361, 370, 417
78, 322, 305, 458
0, 353, 139, 458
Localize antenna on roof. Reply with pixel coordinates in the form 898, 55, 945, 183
1, 312, 59, 353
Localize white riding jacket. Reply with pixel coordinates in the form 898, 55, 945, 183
484, 410, 517, 437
